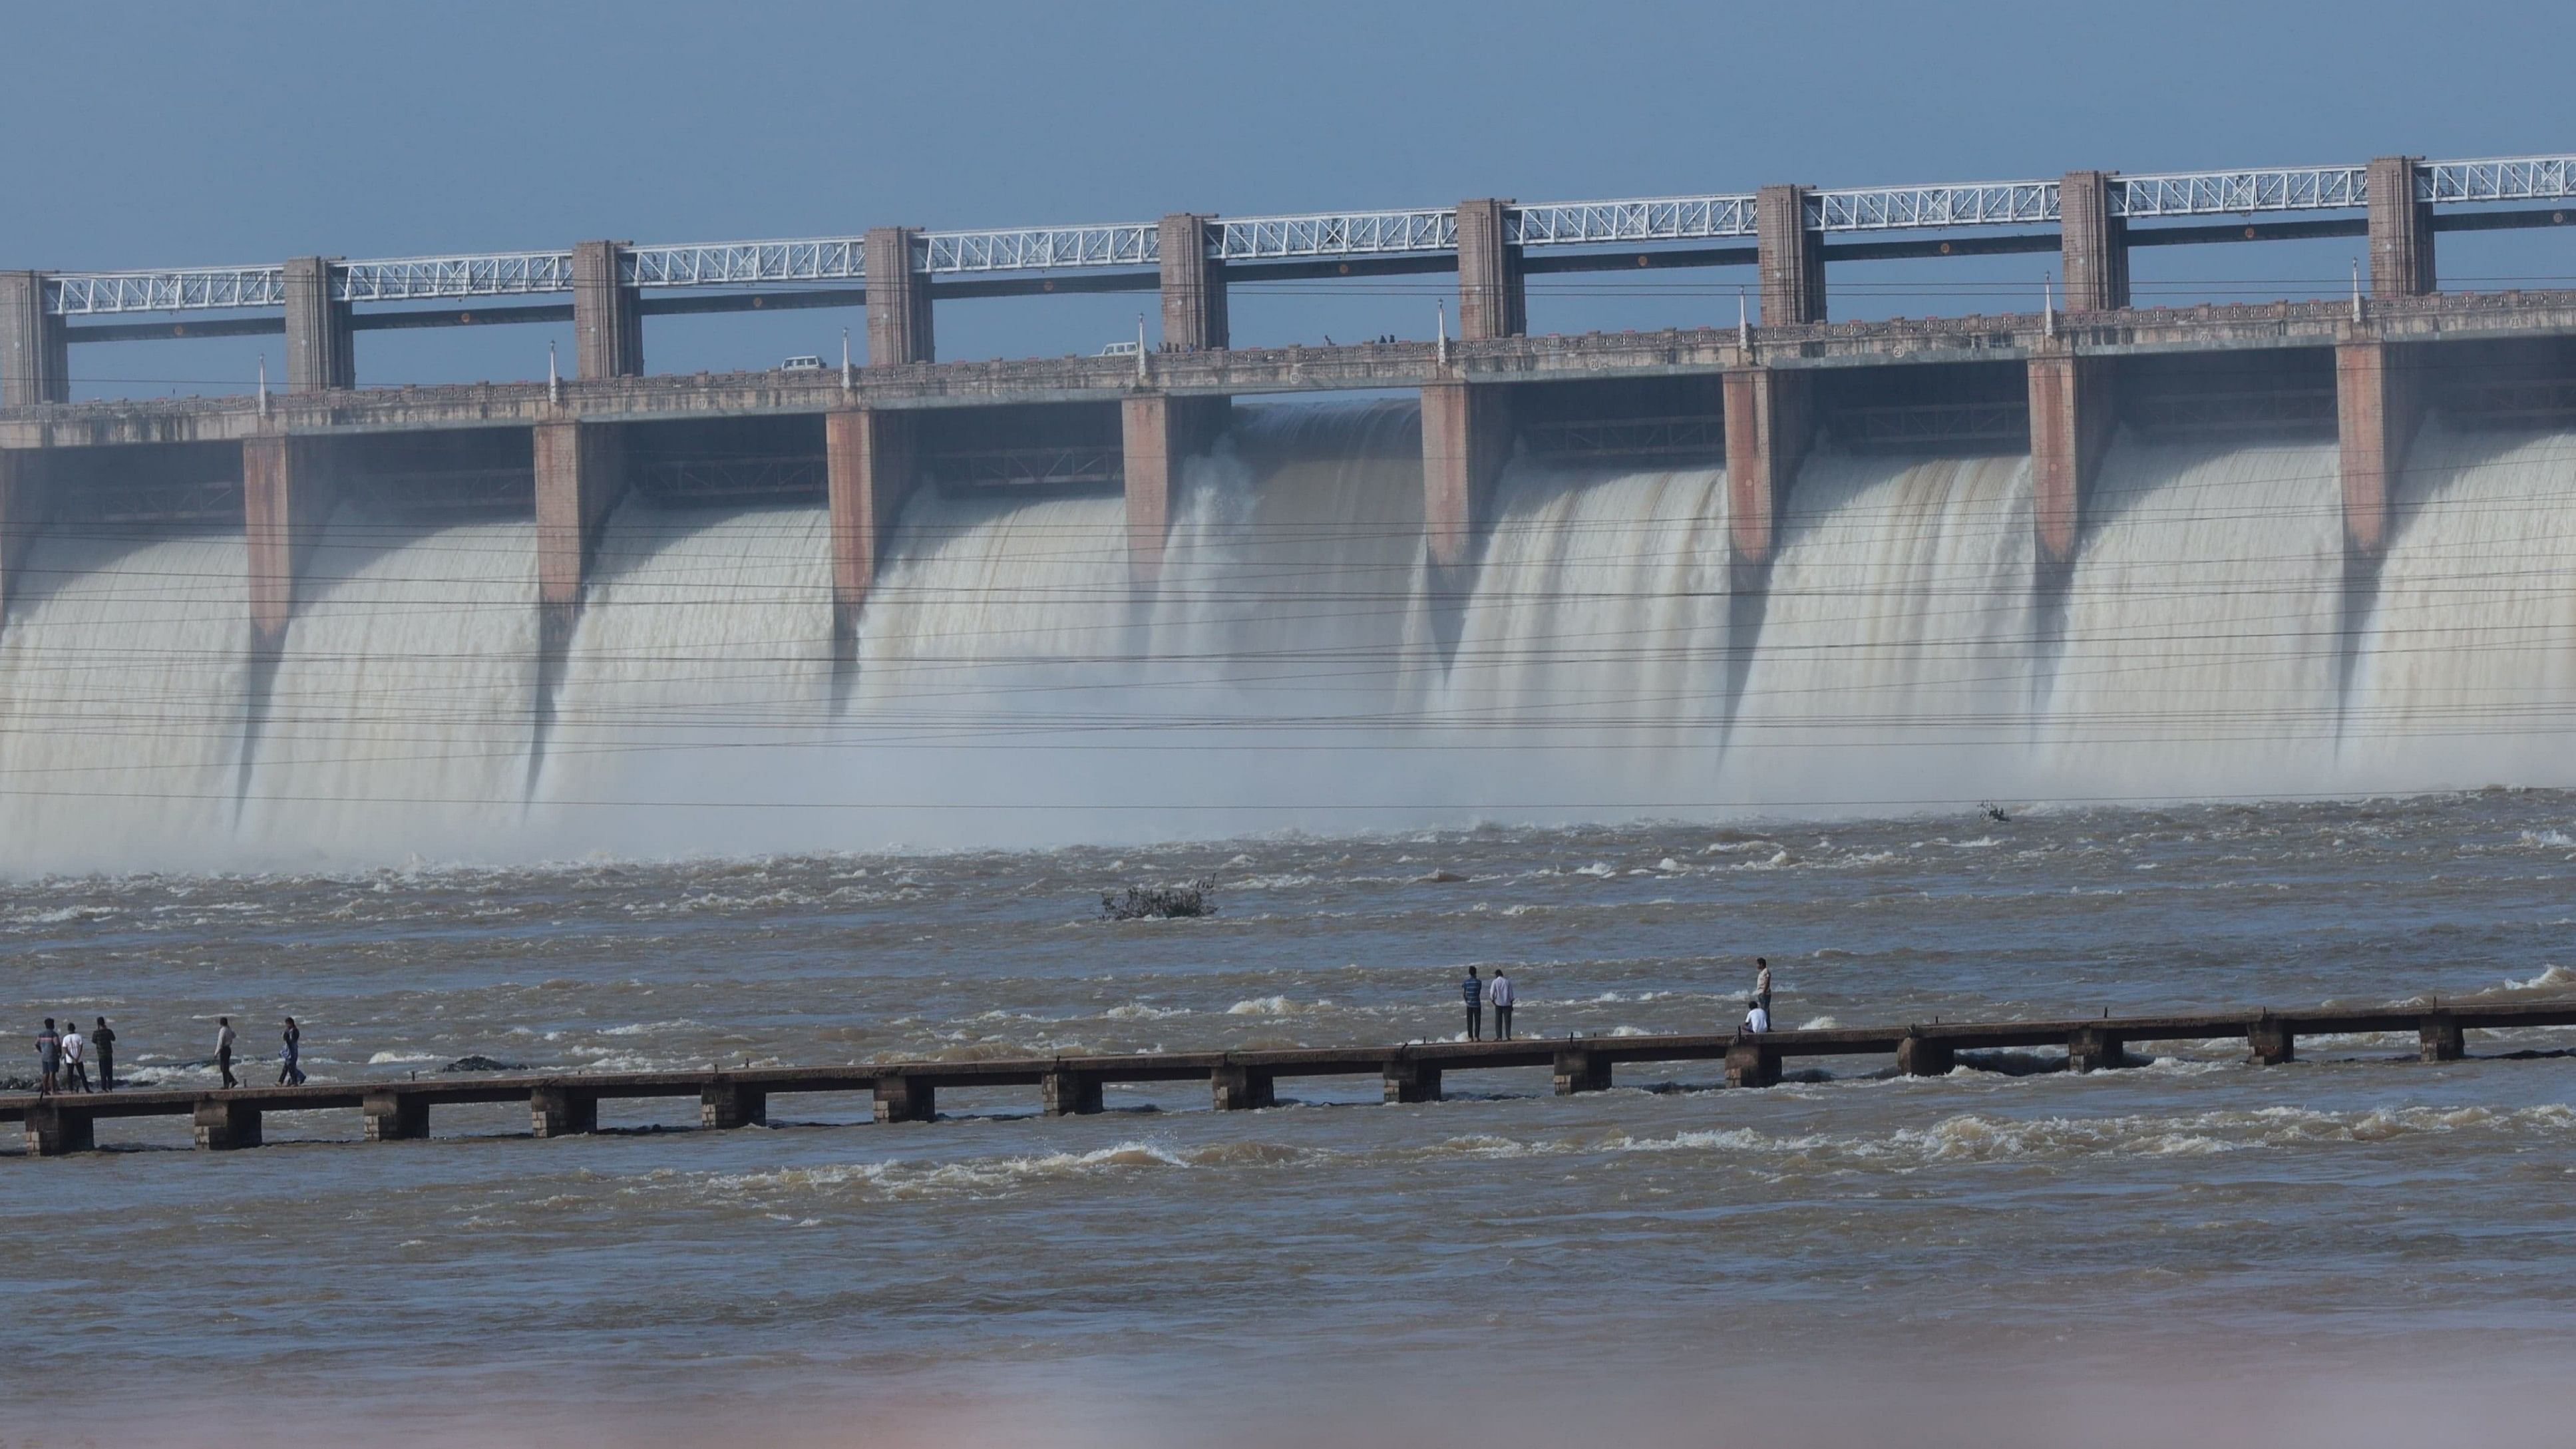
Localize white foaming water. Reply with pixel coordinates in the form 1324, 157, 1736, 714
7, 407, 2576, 870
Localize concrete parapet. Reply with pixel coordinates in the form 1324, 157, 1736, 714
1210, 1062, 1276, 1111
0, 448, 50, 623
2368, 156, 2436, 298
1456, 198, 1525, 341
363, 1089, 430, 1141
1041, 1068, 1106, 1117
2060, 171, 2129, 312
1722, 367, 1811, 570
2027, 348, 2115, 570
825, 407, 916, 650
2066, 1026, 2126, 1073
534, 419, 627, 623
283, 256, 353, 392
2247, 1015, 2297, 1066
874, 1073, 936, 1124
23, 1101, 95, 1156
243, 434, 340, 652
699, 1080, 767, 1130
193, 1096, 262, 1150
1553, 1048, 1613, 1095
2334, 341, 2423, 560
1, 271, 68, 407
1724, 1038, 1779, 1089
1158, 214, 1228, 351
574, 240, 644, 379
1757, 185, 1824, 325
1421, 380, 1512, 570
865, 228, 934, 365
2420, 1012, 2466, 1063
1895, 1034, 1955, 1077
528, 1084, 599, 1138
1120, 393, 1230, 584
1381, 1057, 1442, 1104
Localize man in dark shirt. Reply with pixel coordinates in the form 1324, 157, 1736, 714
1461, 968, 1483, 1041
92, 1018, 116, 1092
35, 1018, 61, 1096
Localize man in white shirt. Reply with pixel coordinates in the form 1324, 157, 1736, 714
59, 1021, 89, 1093
216, 1017, 238, 1089
1489, 970, 1516, 1040
1741, 998, 1771, 1035
1753, 958, 1773, 1014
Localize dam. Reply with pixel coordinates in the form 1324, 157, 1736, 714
2, 151, 2575, 865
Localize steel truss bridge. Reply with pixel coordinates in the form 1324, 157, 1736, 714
41, 154, 2576, 317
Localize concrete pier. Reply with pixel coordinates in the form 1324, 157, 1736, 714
1120, 393, 1230, 584
1210, 1062, 1277, 1110
534, 419, 627, 628
194, 1097, 262, 1151
1158, 214, 1227, 351
1553, 1048, 1613, 1095
2334, 341, 2423, 559
243, 435, 337, 650
2066, 1026, 2127, 1073
1, 270, 67, 407
23, 1101, 94, 1157
825, 407, 916, 647
2368, 156, 2436, 298
2248, 1014, 2297, 1066
1042, 1068, 1105, 1117
865, 228, 933, 365
2028, 348, 2115, 570
1724, 1038, 1780, 1089
1421, 380, 1511, 570
283, 256, 353, 393
1722, 367, 1811, 570
2060, 170, 2129, 312
874, 1073, 935, 1123
699, 1080, 767, 1130
574, 240, 644, 380
1456, 198, 1526, 341
530, 1084, 599, 1138
1381, 1056, 1441, 1104
1896, 1034, 1956, 1077
1757, 185, 1825, 325
363, 1088, 430, 1141
2420, 1013, 2466, 1062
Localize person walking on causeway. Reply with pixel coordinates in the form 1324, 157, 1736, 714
278, 1017, 305, 1086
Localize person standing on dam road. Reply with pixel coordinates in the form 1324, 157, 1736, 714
215, 1016, 236, 1088
35, 1018, 61, 1096
60, 1019, 90, 1093
277, 1016, 305, 1086
1754, 958, 1773, 1016
1489, 969, 1516, 1040
1461, 968, 1484, 1040
92, 1018, 115, 1092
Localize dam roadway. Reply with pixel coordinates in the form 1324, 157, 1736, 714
3, 998, 2562, 1155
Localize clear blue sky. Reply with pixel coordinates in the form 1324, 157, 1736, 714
11, 0, 2572, 397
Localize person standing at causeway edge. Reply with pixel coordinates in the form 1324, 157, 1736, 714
35, 1018, 61, 1096
60, 1018, 89, 1093
278, 1016, 305, 1086
1489, 969, 1516, 1041
1461, 967, 1483, 1040
215, 1016, 237, 1089
1754, 958, 1773, 1016
92, 1017, 116, 1093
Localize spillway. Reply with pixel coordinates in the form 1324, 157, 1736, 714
3, 404, 2574, 872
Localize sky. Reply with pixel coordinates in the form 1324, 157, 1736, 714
9, 0, 2573, 398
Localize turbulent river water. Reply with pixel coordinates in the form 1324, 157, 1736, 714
9, 407, 2576, 1443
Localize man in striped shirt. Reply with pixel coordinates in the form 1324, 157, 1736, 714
1461, 968, 1483, 1040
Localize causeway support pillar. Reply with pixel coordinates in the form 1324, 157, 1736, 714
534, 420, 627, 638
283, 256, 353, 392
363, 1089, 431, 1141
1455, 198, 1525, 340
23, 1102, 95, 1156
1722, 367, 1811, 571
1421, 380, 1512, 571
1210, 1062, 1276, 1111
874, 1073, 936, 1124
864, 227, 934, 365
1158, 213, 1227, 351
1, 270, 69, 406
1896, 1034, 1955, 1077
700, 1080, 768, 1130
2247, 1014, 2297, 1066
2419, 1012, 2466, 1063
529, 1084, 599, 1138
2367, 156, 2436, 298
193, 1097, 263, 1151
1381, 1057, 1442, 1104
2066, 1026, 2127, 1073
825, 408, 916, 650
1553, 1048, 1613, 1096
1724, 1038, 1780, 1089
2028, 347, 2116, 571
1120, 393, 1230, 584
2060, 170, 2129, 312
1042, 1068, 1106, 1117
2335, 341, 2423, 561
243, 435, 340, 653
1756, 184, 1824, 325
573, 240, 643, 379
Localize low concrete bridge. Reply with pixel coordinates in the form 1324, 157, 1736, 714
3, 998, 2553, 1156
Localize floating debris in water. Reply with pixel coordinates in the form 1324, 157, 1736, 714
1101, 878, 1216, 920
441, 1055, 528, 1074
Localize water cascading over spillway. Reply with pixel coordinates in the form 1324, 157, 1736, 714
3, 403, 2575, 871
